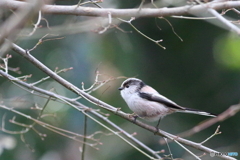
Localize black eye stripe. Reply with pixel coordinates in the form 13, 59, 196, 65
123, 80, 133, 88
123, 79, 145, 88
123, 82, 129, 87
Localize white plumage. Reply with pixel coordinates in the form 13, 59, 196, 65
119, 78, 216, 123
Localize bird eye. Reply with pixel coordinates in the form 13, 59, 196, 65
126, 85, 129, 88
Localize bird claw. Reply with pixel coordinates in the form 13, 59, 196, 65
154, 117, 161, 135
128, 113, 138, 123
154, 127, 159, 135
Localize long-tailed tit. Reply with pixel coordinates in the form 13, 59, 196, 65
118, 78, 216, 130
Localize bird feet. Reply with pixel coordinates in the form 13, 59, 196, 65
128, 113, 138, 123
154, 126, 159, 135
154, 118, 161, 135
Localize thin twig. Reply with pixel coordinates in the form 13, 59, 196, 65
98, 12, 112, 34
0, 54, 12, 74
0, 70, 161, 159
38, 96, 51, 119
28, 34, 64, 52
163, 138, 174, 160
177, 104, 240, 138
81, 114, 88, 160
31, 67, 73, 86
158, 17, 183, 42
0, 0, 43, 57
150, 0, 182, 42
208, 9, 240, 34
200, 125, 221, 145
27, 10, 42, 36
0, 104, 101, 149
118, 17, 166, 49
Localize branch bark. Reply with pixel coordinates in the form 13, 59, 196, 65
1, 0, 240, 18
177, 104, 240, 138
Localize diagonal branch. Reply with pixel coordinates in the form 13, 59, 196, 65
7, 43, 237, 160
177, 104, 240, 138
208, 9, 240, 34
0, 70, 162, 159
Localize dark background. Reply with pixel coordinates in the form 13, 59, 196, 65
0, 0, 239, 160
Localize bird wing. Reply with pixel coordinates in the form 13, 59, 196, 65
139, 92, 185, 110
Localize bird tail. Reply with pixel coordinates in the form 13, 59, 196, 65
177, 107, 217, 117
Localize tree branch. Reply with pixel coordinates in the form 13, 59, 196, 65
0, 0, 44, 56
177, 104, 240, 138
1, 0, 240, 18
7, 42, 236, 160
0, 70, 162, 159
208, 8, 240, 34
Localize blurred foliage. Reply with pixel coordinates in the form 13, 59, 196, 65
0, 0, 240, 160
214, 34, 240, 70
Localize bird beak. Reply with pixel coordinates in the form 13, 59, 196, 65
118, 87, 124, 90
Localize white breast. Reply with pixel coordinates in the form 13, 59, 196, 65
122, 92, 173, 122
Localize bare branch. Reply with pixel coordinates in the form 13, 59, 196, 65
6, 43, 236, 160
200, 125, 221, 145
119, 17, 165, 49
0, 0, 238, 159
81, 114, 88, 160
1, 0, 240, 18
177, 104, 240, 138
28, 34, 64, 52
27, 10, 42, 36
0, 0, 44, 56
0, 105, 101, 150
0, 54, 12, 73
208, 8, 240, 34
0, 70, 162, 159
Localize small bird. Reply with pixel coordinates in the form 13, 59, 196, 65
118, 78, 216, 131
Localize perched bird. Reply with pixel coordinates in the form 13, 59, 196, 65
118, 78, 216, 131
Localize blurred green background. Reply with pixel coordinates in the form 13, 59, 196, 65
0, 0, 240, 160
